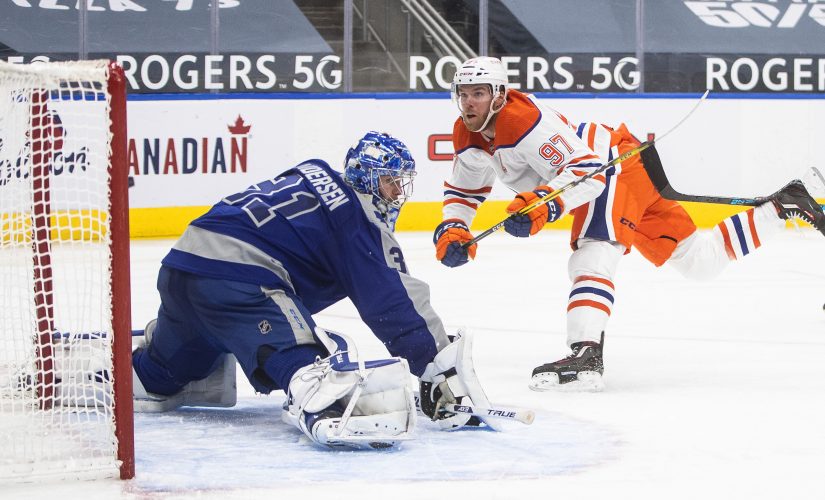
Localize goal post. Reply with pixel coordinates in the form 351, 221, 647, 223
109, 60, 135, 481
0, 60, 134, 481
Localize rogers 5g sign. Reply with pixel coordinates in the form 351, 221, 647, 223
410, 55, 640, 92
115, 54, 342, 93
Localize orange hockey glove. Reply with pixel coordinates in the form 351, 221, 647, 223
433, 219, 477, 268
503, 185, 564, 237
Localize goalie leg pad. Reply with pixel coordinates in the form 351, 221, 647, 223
132, 365, 185, 413
132, 318, 237, 413
282, 329, 416, 450
419, 331, 500, 431
133, 351, 237, 412
49, 333, 112, 408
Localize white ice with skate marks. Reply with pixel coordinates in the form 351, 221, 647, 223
7, 230, 823, 500
132, 394, 620, 492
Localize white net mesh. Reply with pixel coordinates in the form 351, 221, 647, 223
0, 60, 122, 481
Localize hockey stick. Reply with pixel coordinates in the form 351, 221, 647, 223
442, 403, 535, 425
810, 166, 825, 199
413, 391, 535, 426
644, 149, 825, 210
641, 145, 761, 205
464, 90, 711, 247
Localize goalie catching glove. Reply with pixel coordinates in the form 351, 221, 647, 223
504, 185, 564, 237
419, 331, 500, 431
434, 218, 477, 267
282, 329, 416, 450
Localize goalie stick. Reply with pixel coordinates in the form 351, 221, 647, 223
464, 90, 711, 247
413, 391, 535, 426
442, 403, 535, 425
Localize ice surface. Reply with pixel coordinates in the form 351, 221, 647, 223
6, 229, 824, 499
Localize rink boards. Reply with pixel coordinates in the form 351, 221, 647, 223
119, 94, 825, 237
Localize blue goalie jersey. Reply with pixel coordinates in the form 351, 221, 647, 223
161, 159, 449, 374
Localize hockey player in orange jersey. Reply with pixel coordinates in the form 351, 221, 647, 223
433, 57, 825, 391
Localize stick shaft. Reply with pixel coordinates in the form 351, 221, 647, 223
644, 149, 825, 209
463, 142, 651, 247
443, 403, 535, 425
463, 90, 709, 248
812, 167, 825, 187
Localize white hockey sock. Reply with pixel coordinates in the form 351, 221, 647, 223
567, 276, 613, 345
566, 239, 623, 346
668, 204, 784, 280
714, 204, 784, 260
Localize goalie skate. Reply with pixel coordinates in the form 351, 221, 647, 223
530, 339, 605, 393
281, 401, 414, 450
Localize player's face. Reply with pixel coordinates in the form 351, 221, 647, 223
456, 84, 494, 131
378, 175, 403, 203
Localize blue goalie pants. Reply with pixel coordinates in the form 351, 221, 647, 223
133, 266, 329, 396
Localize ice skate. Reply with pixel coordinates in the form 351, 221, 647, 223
530, 339, 604, 392
767, 179, 825, 236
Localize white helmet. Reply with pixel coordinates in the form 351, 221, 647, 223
451, 57, 509, 133
451, 57, 509, 97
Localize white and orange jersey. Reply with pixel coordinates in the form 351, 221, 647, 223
443, 89, 638, 225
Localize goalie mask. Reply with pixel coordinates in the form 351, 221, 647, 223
344, 131, 416, 213
451, 57, 509, 133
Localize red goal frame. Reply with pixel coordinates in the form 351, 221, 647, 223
27, 61, 135, 480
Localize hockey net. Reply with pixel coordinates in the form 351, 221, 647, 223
0, 60, 133, 481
